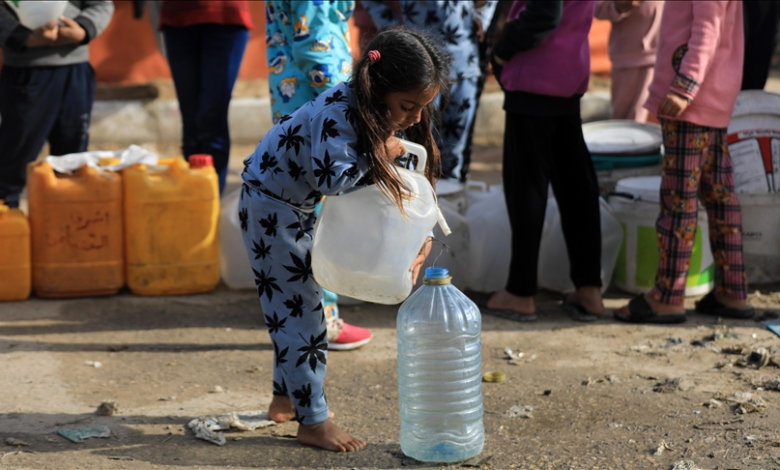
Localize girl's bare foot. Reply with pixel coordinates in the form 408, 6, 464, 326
487, 289, 535, 316
297, 420, 367, 452
269, 395, 334, 423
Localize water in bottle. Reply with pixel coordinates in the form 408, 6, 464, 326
396, 267, 483, 462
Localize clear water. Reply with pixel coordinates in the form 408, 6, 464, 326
396, 269, 484, 463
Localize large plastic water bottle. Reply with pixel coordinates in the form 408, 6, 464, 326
397, 267, 484, 462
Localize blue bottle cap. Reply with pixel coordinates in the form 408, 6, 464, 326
423, 267, 451, 285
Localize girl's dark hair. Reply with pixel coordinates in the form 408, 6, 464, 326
352, 25, 452, 210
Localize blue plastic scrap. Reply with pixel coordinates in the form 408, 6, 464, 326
57, 426, 111, 443
763, 320, 780, 339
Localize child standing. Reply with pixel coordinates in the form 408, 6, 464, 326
615, 0, 754, 323
265, 0, 373, 351
240, 26, 450, 451
594, 0, 663, 122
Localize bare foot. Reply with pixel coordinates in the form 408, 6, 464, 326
715, 292, 748, 309
564, 286, 605, 315
487, 289, 535, 316
297, 419, 367, 452
615, 293, 684, 317
269, 395, 334, 423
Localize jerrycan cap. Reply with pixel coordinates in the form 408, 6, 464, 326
189, 154, 214, 169
423, 267, 451, 285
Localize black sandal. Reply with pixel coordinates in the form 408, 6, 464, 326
476, 292, 537, 322
614, 294, 687, 324
561, 294, 599, 322
695, 291, 755, 319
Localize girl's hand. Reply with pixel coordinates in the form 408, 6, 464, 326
53, 16, 86, 46
410, 237, 432, 284
657, 91, 690, 118
385, 136, 407, 161
24, 20, 58, 48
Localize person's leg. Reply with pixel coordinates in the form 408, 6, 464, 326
0, 66, 63, 207
197, 24, 249, 195
438, 76, 479, 181
163, 26, 202, 167
548, 115, 604, 314
610, 66, 652, 122
699, 128, 748, 305
239, 189, 365, 452
648, 119, 705, 310
47, 63, 96, 156
741, 0, 780, 90
485, 112, 552, 317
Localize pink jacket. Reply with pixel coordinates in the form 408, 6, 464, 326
644, 1, 744, 128
594, 1, 663, 69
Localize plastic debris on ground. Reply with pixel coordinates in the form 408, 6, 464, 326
670, 461, 700, 470
503, 347, 537, 366
96, 401, 119, 416
108, 456, 134, 461
582, 375, 619, 386
701, 398, 723, 409
57, 426, 111, 443
45, 145, 158, 174
755, 311, 779, 322
504, 405, 533, 419
653, 378, 681, 393
763, 320, 780, 339
653, 440, 672, 456
84, 361, 102, 368
187, 410, 275, 446
727, 392, 767, 414
4, 438, 29, 447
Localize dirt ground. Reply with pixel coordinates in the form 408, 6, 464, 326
3, 145, 780, 470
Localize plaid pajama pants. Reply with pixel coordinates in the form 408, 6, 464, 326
649, 119, 748, 305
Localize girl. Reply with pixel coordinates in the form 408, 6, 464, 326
239, 26, 451, 452
615, 0, 754, 323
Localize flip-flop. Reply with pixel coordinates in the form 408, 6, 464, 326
695, 291, 755, 319
613, 294, 687, 324
561, 294, 599, 322
476, 291, 537, 322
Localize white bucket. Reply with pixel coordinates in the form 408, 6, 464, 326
417, 199, 470, 291
465, 186, 510, 293
739, 192, 780, 284
608, 176, 715, 297
435, 179, 467, 215
727, 90, 780, 194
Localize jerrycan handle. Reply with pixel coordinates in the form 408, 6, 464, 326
398, 139, 427, 175
397, 139, 452, 236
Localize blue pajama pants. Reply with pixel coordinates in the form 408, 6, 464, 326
239, 185, 330, 425
438, 76, 479, 182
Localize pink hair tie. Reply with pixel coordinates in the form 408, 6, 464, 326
367, 50, 381, 63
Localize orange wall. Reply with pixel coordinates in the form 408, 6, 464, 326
87, 1, 611, 85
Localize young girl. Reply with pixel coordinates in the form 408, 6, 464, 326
239, 26, 450, 452
615, 0, 754, 323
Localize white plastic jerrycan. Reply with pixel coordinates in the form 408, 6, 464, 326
312, 140, 451, 305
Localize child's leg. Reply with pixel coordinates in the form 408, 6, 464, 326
649, 119, 707, 305
438, 76, 479, 181
48, 63, 95, 156
698, 130, 748, 301
609, 66, 653, 122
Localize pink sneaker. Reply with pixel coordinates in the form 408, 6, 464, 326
327, 319, 372, 351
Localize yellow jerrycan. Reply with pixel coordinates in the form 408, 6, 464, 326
0, 202, 31, 301
123, 155, 220, 295
27, 162, 124, 298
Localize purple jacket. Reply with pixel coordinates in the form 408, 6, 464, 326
497, 0, 594, 98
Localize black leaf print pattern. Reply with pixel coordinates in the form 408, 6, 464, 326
456, 71, 465, 81
314, 300, 324, 323
296, 330, 328, 373
304, 190, 322, 203
259, 213, 279, 237
277, 124, 304, 155
461, 3, 469, 18
259, 151, 284, 176
284, 294, 305, 318
286, 220, 311, 242
287, 160, 307, 181
243, 155, 253, 172
320, 117, 340, 142
313, 150, 337, 187
402, 2, 418, 21
273, 378, 288, 396
458, 98, 471, 113
238, 208, 248, 232
253, 267, 284, 301
425, 9, 440, 26
344, 162, 359, 179
324, 89, 347, 105
293, 383, 312, 408
467, 52, 477, 65
252, 239, 272, 260
343, 105, 356, 127
279, 114, 293, 124
242, 183, 253, 199
443, 117, 465, 139
273, 340, 289, 367
264, 311, 287, 334
441, 24, 461, 45
283, 251, 312, 283
380, 7, 394, 22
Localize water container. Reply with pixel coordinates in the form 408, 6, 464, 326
4, 1, 68, 29
397, 267, 483, 463
312, 140, 448, 304
417, 199, 470, 291
27, 161, 124, 298
465, 186, 511, 293
219, 187, 255, 289
123, 156, 220, 295
0, 203, 31, 301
